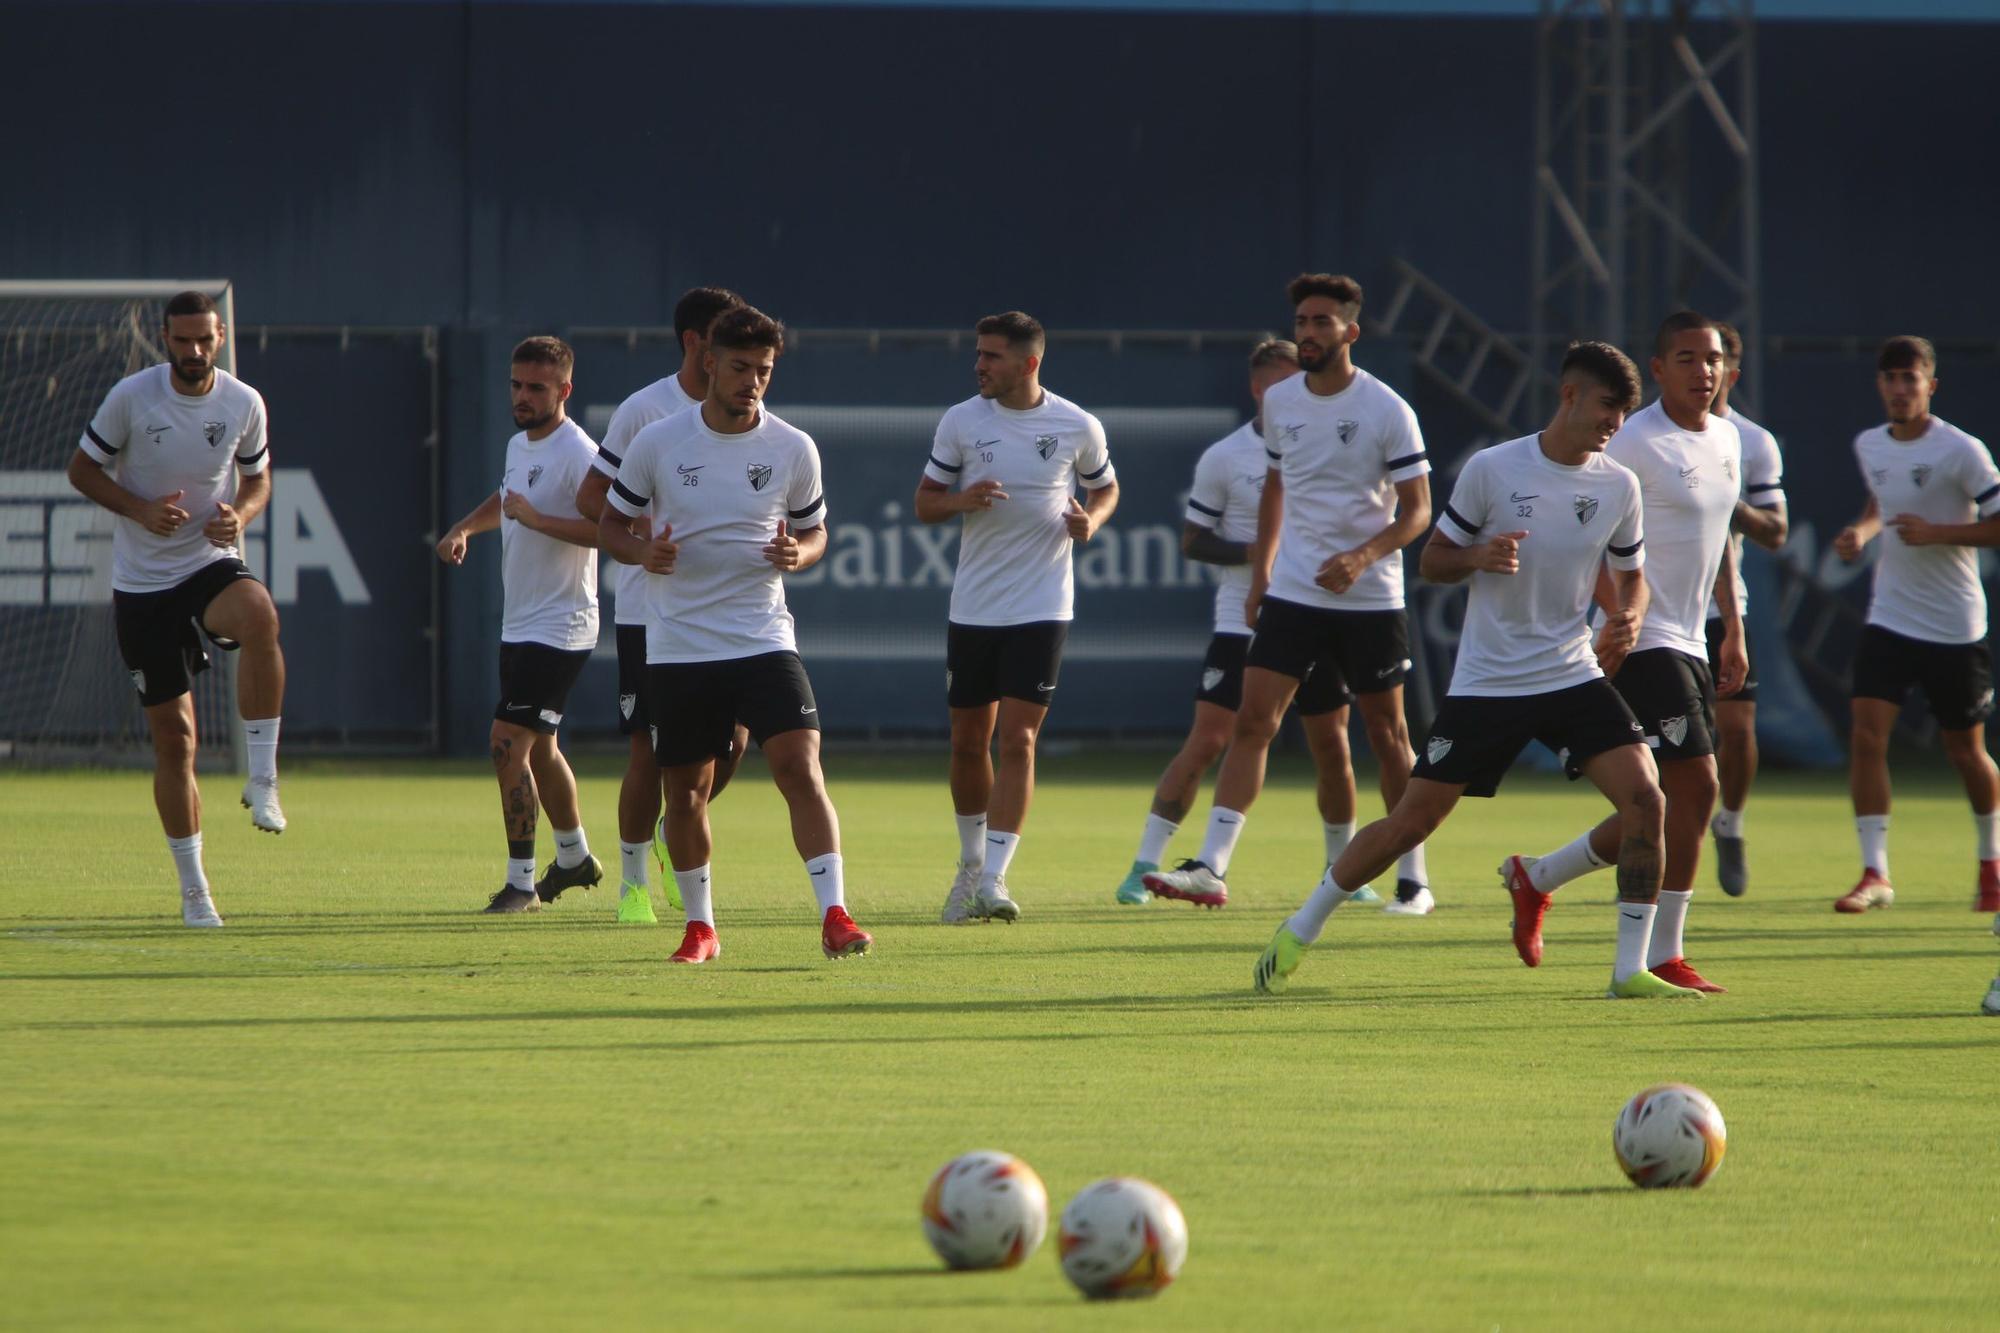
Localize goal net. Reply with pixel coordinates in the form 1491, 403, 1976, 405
0, 280, 245, 769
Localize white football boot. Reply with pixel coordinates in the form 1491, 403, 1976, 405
939, 861, 981, 924
182, 886, 224, 928
241, 777, 286, 834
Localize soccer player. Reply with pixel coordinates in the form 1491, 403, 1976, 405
1146, 273, 1434, 914
598, 305, 872, 963
66, 289, 288, 927
1502, 312, 1747, 994
1108, 338, 1373, 904
576, 286, 751, 924
1251, 342, 1680, 998
436, 337, 605, 913
918, 311, 1119, 924
1705, 322, 1788, 895
1830, 336, 2000, 915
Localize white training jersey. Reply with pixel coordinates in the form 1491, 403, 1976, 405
924, 389, 1115, 626
1607, 400, 1741, 659
1184, 421, 1267, 636
1705, 406, 1785, 621
1260, 367, 1430, 612
1855, 416, 2000, 646
593, 373, 699, 626
1436, 434, 1645, 697
609, 404, 826, 663
499, 418, 601, 651
79, 364, 270, 593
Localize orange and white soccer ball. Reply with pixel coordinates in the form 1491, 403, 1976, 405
1057, 1177, 1188, 1299
920, 1150, 1049, 1270
1614, 1083, 1728, 1189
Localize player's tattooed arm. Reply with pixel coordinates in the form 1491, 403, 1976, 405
1731, 498, 1787, 549
436, 492, 503, 565
1833, 494, 1881, 561
1180, 521, 1247, 567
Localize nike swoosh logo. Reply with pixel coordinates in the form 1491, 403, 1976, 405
800, 706, 816, 714
1620, 911, 1644, 921
1036, 682, 1056, 691
810, 867, 827, 876
1510, 492, 1539, 502
1679, 466, 1699, 477
987, 835, 1007, 844
677, 463, 705, 475
974, 438, 1001, 448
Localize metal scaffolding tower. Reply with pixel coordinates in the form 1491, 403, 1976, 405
1531, 0, 1761, 416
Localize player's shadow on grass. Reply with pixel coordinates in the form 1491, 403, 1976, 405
1457, 1185, 1637, 1198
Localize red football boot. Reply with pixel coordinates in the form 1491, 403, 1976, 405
1649, 956, 1727, 993
1834, 869, 1894, 914
821, 906, 872, 959
1976, 860, 2000, 913
669, 921, 720, 964
1499, 855, 1550, 967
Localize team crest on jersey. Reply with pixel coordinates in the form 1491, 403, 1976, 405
1202, 667, 1225, 692
1337, 419, 1360, 445
203, 420, 227, 447
1660, 715, 1689, 747
619, 692, 636, 720
1722, 457, 1735, 482
1426, 736, 1452, 764
1912, 464, 1932, 488
1035, 434, 1060, 460
1573, 495, 1599, 525
747, 463, 773, 492
526, 464, 544, 488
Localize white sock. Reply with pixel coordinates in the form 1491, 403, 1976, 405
507, 857, 535, 892
167, 832, 207, 892
980, 831, 1021, 891
1136, 814, 1178, 868
1196, 808, 1249, 875
1614, 901, 1657, 983
1648, 889, 1691, 968
554, 826, 589, 870
956, 813, 988, 867
676, 865, 714, 926
1712, 806, 1745, 838
1323, 821, 1356, 867
1977, 812, 2000, 861
1396, 841, 1428, 887
242, 716, 280, 784
1529, 831, 1611, 893
619, 840, 649, 888
1286, 870, 1357, 945
1857, 814, 1890, 877
806, 852, 844, 913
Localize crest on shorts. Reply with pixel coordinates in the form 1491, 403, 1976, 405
747, 462, 773, 492
1912, 464, 1932, 488
1426, 736, 1452, 764
129, 669, 146, 694
1035, 434, 1060, 460
1202, 667, 1225, 692
619, 692, 636, 720
1574, 495, 1599, 525
203, 420, 226, 447
1661, 714, 1689, 747
526, 464, 544, 488
1337, 419, 1359, 445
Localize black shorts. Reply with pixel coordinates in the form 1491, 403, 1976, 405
1195, 634, 1250, 709
495, 641, 591, 735
1245, 597, 1410, 715
1705, 616, 1758, 705
112, 558, 258, 707
646, 650, 818, 768
616, 624, 650, 735
947, 620, 1068, 709
1611, 647, 1717, 762
1413, 679, 1646, 798
1851, 624, 1995, 731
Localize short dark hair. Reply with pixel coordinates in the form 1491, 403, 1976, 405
1653, 309, 1717, 359
1248, 338, 1300, 370
673, 286, 744, 343
511, 335, 574, 380
975, 311, 1045, 354
1714, 321, 1744, 366
1561, 340, 1643, 412
1878, 335, 1937, 374
708, 305, 786, 355
1286, 273, 1363, 317
162, 290, 218, 325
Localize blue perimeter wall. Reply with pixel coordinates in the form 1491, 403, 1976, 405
8, 2, 2000, 753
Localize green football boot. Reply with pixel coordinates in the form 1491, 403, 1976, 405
616, 881, 657, 924
1115, 861, 1157, 906
652, 816, 682, 910
1606, 970, 1703, 999
1253, 924, 1309, 995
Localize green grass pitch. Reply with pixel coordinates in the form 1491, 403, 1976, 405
4, 752, 1997, 1330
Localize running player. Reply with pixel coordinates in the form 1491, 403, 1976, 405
1146, 273, 1434, 914
437, 337, 605, 913
1251, 343, 1682, 997
1705, 322, 1788, 895
1502, 312, 1746, 994
576, 286, 750, 923
69, 289, 287, 927
919, 311, 1119, 924
598, 305, 871, 963
1831, 336, 2000, 915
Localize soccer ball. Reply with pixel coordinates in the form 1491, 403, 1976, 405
1613, 1083, 1727, 1189
1056, 1177, 1188, 1299
920, 1150, 1049, 1270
